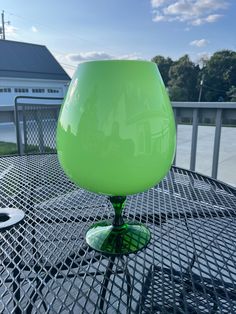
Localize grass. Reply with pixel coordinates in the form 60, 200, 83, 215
0, 141, 18, 155
0, 141, 55, 156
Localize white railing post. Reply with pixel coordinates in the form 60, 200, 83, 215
212, 109, 222, 179
190, 108, 198, 171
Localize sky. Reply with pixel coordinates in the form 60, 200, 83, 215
1, 0, 235, 77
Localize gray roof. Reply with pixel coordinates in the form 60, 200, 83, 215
0, 40, 70, 81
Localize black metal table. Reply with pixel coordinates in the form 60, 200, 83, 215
0, 154, 236, 313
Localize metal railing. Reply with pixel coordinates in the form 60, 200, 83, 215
14, 96, 63, 155
172, 102, 236, 179
0, 100, 236, 180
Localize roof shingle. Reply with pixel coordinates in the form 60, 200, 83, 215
0, 40, 70, 81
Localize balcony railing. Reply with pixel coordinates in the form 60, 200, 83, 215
172, 102, 236, 179
0, 99, 235, 182
14, 96, 63, 155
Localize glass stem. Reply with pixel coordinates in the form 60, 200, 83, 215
109, 196, 126, 227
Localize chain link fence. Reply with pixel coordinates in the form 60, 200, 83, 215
15, 96, 63, 155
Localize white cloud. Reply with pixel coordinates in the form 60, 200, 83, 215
191, 14, 222, 25
151, 0, 228, 25
117, 53, 143, 60
195, 0, 228, 11
5, 24, 18, 39
190, 39, 209, 47
152, 13, 167, 22
67, 51, 143, 62
191, 18, 202, 25
55, 51, 143, 77
67, 51, 113, 62
205, 14, 222, 22
31, 26, 38, 33
195, 51, 212, 67
151, 0, 167, 8
54, 53, 75, 78
164, 1, 193, 17
5, 25, 18, 35
197, 51, 211, 59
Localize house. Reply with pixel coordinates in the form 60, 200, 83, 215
0, 40, 71, 106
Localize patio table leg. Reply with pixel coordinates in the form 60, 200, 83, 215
98, 256, 132, 313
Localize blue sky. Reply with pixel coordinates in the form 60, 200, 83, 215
1, 0, 235, 76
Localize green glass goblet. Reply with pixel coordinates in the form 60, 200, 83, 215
57, 60, 176, 255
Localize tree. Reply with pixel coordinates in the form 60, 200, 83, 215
151, 55, 173, 86
167, 55, 200, 101
226, 86, 236, 101
202, 50, 236, 101
151, 49, 236, 102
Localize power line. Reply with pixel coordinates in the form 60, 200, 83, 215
203, 84, 230, 93
3, 10, 79, 70
5, 10, 60, 33
4, 9, 117, 67
4, 9, 113, 50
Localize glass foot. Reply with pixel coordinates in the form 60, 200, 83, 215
86, 220, 151, 255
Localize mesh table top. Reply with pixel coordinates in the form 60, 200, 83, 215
0, 154, 236, 314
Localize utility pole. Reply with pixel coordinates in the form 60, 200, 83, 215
198, 74, 204, 102
1, 10, 5, 39
1, 10, 10, 40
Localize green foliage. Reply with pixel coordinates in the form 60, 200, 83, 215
168, 55, 200, 101
151, 49, 236, 102
151, 55, 173, 85
0, 141, 18, 155
227, 86, 236, 101
167, 85, 188, 101
202, 50, 236, 101
0, 141, 55, 155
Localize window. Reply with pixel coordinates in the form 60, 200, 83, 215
32, 88, 45, 93
0, 88, 11, 93
14, 88, 29, 93
48, 88, 59, 93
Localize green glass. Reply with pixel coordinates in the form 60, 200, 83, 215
57, 60, 176, 255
